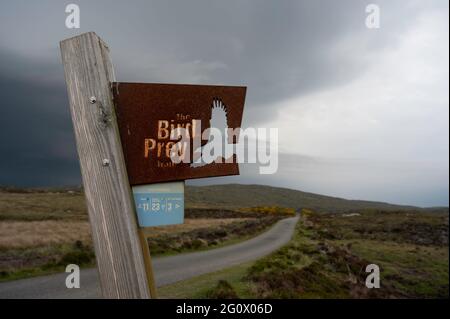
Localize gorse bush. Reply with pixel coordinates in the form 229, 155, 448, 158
244, 206, 296, 216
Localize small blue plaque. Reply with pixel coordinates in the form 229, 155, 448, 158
132, 182, 184, 227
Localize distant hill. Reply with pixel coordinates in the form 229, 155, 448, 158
1, 184, 447, 214
186, 184, 448, 213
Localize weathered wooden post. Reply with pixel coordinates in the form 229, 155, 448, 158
60, 32, 154, 298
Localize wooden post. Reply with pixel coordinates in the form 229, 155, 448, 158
138, 229, 158, 297
60, 32, 154, 298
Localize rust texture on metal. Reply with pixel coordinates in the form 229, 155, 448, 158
113, 82, 246, 185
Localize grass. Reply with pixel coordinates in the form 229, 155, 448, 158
2, 184, 448, 216
346, 240, 448, 297
1, 187, 447, 297
185, 184, 447, 213
0, 220, 91, 249
245, 210, 448, 298
0, 241, 95, 282
144, 218, 251, 236
159, 209, 449, 299
0, 191, 87, 221
144, 216, 283, 256
150, 222, 279, 258
158, 262, 254, 299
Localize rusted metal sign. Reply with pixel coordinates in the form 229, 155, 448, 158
113, 82, 246, 185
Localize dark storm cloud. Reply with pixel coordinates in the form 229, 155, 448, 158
0, 49, 80, 186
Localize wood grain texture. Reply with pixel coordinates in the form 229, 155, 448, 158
60, 32, 152, 298
138, 229, 158, 297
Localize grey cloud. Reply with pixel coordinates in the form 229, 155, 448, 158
2, 1, 442, 125
0, 0, 447, 206
188, 152, 449, 207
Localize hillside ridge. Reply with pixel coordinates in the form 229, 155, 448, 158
185, 183, 448, 213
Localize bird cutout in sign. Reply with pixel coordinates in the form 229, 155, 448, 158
191, 98, 235, 168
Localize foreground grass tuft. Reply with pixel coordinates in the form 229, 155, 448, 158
205, 280, 239, 299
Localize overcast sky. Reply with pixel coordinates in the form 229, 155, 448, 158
0, 0, 448, 207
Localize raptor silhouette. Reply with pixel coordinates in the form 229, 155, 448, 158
191, 98, 234, 167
